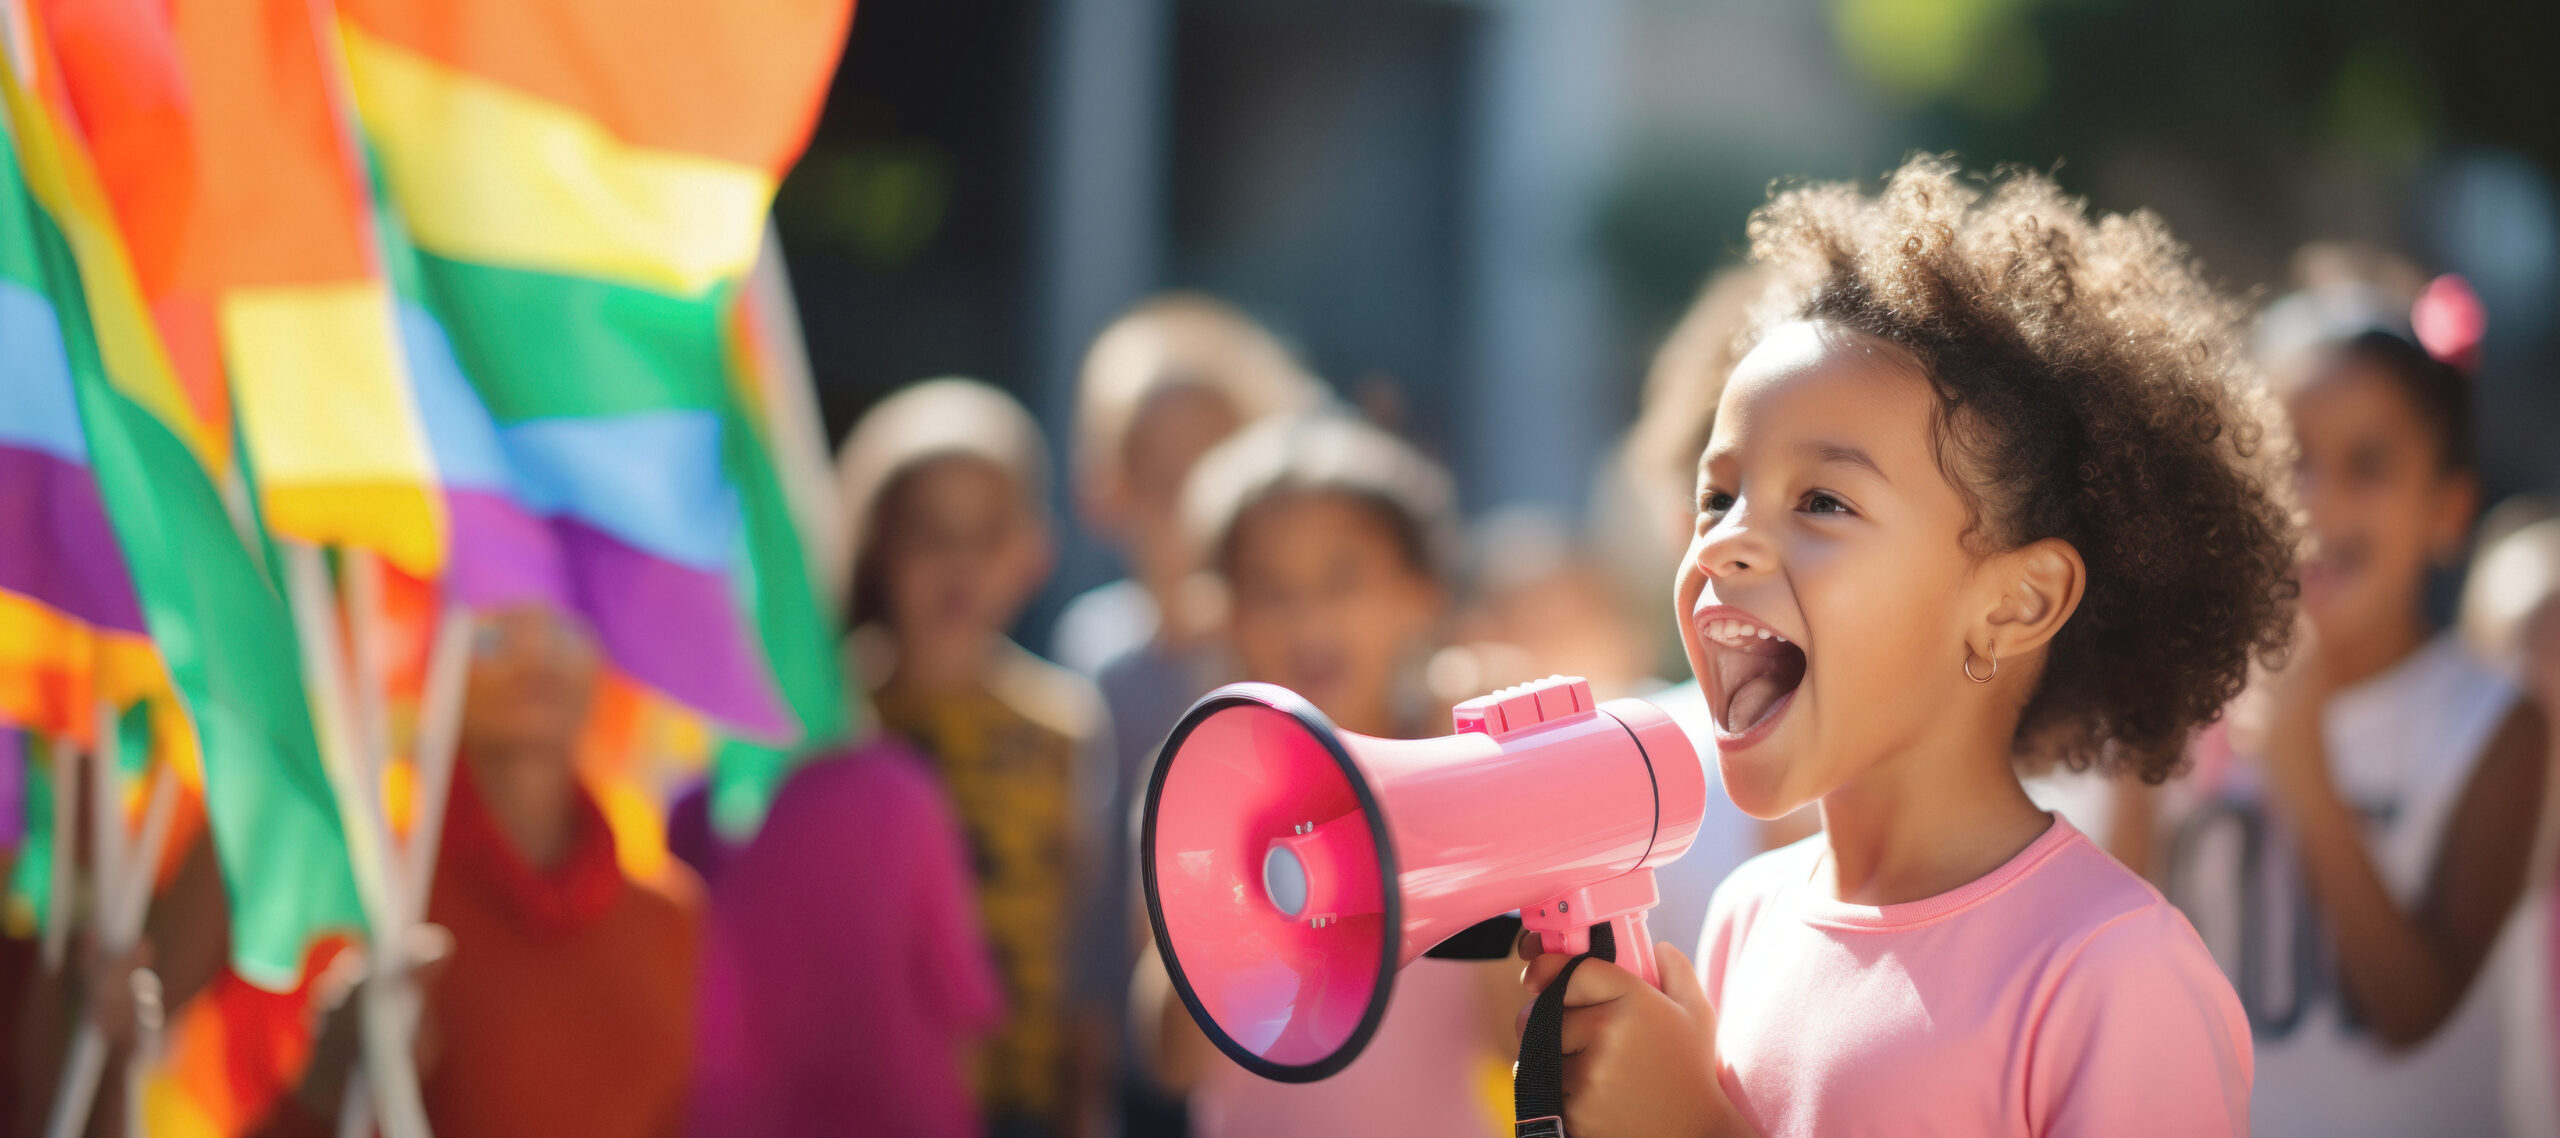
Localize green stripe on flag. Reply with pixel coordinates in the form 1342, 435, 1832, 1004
0, 131, 42, 290
406, 243, 848, 835
71, 356, 367, 988
5, 740, 58, 939
6, 123, 365, 990
709, 392, 848, 836
413, 252, 736, 421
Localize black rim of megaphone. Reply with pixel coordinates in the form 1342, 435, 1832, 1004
1141, 682, 1403, 1084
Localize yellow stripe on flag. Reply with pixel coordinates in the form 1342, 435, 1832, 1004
342, 26, 776, 297
0, 592, 206, 790
221, 281, 445, 574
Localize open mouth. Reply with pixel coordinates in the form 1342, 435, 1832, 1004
1696, 609, 1807, 740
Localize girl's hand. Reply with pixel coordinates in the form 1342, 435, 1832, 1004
78, 936, 158, 1052
1516, 941, 1752, 1138
2255, 612, 2338, 806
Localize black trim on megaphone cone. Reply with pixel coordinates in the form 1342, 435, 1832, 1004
1424, 913, 1525, 960
1141, 683, 1404, 1084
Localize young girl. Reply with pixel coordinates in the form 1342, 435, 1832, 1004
2156, 279, 2550, 1136
1139, 412, 1517, 1138
837, 378, 1115, 1138
1522, 157, 2299, 1136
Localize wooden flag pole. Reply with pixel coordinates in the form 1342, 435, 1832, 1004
339, 584, 471, 1138
404, 605, 472, 922
44, 718, 182, 1138
110, 763, 178, 1138
86, 701, 122, 965
282, 543, 430, 1138
41, 709, 120, 1138
342, 551, 394, 819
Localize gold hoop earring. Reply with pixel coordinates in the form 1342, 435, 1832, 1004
1963, 648, 1997, 684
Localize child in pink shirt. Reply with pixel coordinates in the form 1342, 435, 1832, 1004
686, 741, 1005, 1138
1521, 157, 2296, 1136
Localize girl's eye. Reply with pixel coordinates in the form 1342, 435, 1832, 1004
1698, 490, 1736, 517
1801, 491, 1853, 516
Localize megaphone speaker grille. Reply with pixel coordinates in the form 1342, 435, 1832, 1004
1143, 687, 1401, 1083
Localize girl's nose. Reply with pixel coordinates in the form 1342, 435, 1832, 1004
1694, 505, 1773, 580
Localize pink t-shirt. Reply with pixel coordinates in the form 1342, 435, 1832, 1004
1698, 817, 2251, 1137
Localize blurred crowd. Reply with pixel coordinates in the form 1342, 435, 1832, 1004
7, 236, 2559, 1138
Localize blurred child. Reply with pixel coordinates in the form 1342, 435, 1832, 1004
838, 378, 1113, 1138
683, 383, 1017, 1137
1139, 412, 1516, 1138
266, 603, 703, 1138
1447, 507, 1660, 703
2154, 278, 2550, 1136
1523, 158, 2297, 1136
1053, 293, 1320, 679
685, 733, 1003, 1138
1050, 295, 1320, 1136
2456, 510, 2560, 1135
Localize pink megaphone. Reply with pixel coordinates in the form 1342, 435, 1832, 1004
1142, 674, 1705, 1082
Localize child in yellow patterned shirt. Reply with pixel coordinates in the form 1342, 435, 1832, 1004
839, 378, 1114, 1138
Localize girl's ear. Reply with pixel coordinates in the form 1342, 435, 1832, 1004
1973, 537, 2086, 664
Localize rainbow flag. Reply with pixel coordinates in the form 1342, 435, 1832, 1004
337, 0, 855, 768
0, 102, 157, 750
2, 4, 365, 989
166, 0, 443, 574
0, 103, 160, 945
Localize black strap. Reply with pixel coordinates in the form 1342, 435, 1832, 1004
1513, 921, 1614, 1138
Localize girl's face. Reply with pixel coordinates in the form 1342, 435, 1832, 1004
1674, 322, 1997, 820
1115, 384, 1243, 590
1224, 493, 1443, 736
460, 603, 601, 760
877, 455, 1049, 646
2284, 355, 2473, 648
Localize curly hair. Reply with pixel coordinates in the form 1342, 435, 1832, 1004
1741, 156, 2300, 782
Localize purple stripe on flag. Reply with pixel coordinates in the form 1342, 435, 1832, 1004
0, 446, 144, 633
442, 488, 571, 611
555, 517, 791, 740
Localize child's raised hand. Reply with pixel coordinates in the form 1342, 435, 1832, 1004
1515, 938, 1753, 1138
2254, 610, 2340, 804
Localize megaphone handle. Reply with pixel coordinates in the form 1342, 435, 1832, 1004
1611, 911, 1659, 987
1536, 910, 1658, 988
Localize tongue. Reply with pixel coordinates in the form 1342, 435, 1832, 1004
1725, 673, 1787, 734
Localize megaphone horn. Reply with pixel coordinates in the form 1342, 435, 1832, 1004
1143, 675, 1705, 1082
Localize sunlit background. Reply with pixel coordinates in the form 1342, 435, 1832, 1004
768, 0, 2560, 644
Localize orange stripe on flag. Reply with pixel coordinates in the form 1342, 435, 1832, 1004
172, 0, 372, 287
337, 0, 854, 171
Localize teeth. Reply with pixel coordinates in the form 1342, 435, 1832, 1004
1702, 616, 1791, 648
